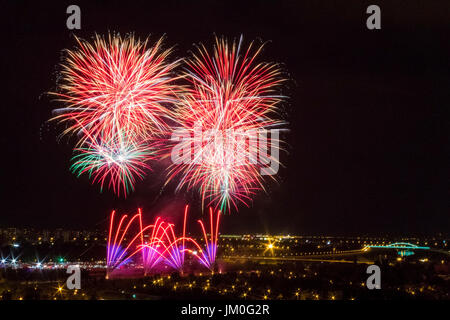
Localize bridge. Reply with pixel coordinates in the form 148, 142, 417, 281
222, 242, 448, 263
221, 248, 375, 264
365, 242, 430, 250
365, 242, 450, 257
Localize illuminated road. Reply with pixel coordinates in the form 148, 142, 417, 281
221, 248, 375, 264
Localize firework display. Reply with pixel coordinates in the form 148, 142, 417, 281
106, 205, 221, 277
167, 36, 286, 212
5, 1, 447, 306
47, 35, 287, 280
48, 35, 287, 280
50, 34, 180, 196
50, 34, 286, 204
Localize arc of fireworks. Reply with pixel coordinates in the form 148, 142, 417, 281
106, 205, 221, 277
106, 209, 148, 275
195, 207, 221, 269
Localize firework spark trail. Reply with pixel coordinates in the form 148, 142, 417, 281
167, 36, 286, 212
142, 219, 185, 272
183, 207, 221, 269
106, 211, 144, 274
50, 34, 180, 197
142, 217, 165, 271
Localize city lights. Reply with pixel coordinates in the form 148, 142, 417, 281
0, 227, 447, 301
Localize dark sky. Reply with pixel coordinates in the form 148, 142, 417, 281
1, 0, 448, 235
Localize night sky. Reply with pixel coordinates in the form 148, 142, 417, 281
2, 0, 448, 235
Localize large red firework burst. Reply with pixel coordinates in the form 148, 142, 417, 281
50, 34, 180, 196
167, 36, 286, 212
51, 33, 180, 141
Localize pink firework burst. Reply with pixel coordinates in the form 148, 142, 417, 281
167, 36, 287, 212
50, 33, 180, 196
51, 33, 180, 141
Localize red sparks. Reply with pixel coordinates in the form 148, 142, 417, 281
167, 36, 286, 212
106, 205, 221, 277
50, 34, 180, 196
